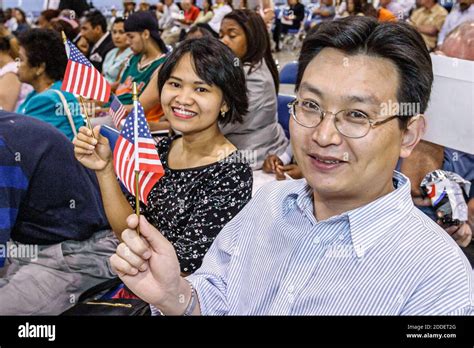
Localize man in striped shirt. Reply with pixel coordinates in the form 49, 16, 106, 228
110, 17, 474, 315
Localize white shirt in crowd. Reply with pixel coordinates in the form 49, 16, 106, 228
438, 4, 474, 45
159, 3, 181, 30
208, 4, 233, 33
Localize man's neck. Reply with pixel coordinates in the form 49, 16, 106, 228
92, 32, 107, 50
142, 42, 162, 63
312, 180, 395, 221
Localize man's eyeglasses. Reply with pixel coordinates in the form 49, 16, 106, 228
288, 99, 402, 139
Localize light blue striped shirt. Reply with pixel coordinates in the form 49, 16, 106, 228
185, 172, 474, 315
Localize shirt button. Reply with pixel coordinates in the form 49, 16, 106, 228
339, 234, 344, 241
287, 285, 295, 294
313, 236, 321, 245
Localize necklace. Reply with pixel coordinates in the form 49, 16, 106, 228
138, 53, 166, 71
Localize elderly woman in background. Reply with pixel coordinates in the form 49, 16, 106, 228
16, 29, 84, 140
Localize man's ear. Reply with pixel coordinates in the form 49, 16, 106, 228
400, 115, 426, 159
142, 29, 150, 40
93, 25, 102, 35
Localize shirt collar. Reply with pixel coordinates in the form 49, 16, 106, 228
282, 171, 414, 257
347, 171, 414, 257
282, 179, 313, 217
91, 31, 110, 54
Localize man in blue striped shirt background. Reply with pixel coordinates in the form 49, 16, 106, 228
110, 16, 474, 315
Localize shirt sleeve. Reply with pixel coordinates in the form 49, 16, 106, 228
400, 245, 474, 315
0, 139, 29, 266
436, 13, 452, 45
186, 204, 245, 315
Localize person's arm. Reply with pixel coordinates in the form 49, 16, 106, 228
73, 126, 133, 237
139, 69, 161, 114
110, 163, 252, 315
110, 214, 202, 315
0, 73, 21, 112
149, 119, 171, 132
416, 11, 447, 36
111, 203, 244, 316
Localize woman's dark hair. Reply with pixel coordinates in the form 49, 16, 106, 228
223, 10, 279, 94
348, 0, 364, 14
18, 29, 68, 81
297, 16, 433, 129
14, 8, 27, 24
203, 0, 213, 11
40, 9, 60, 22
158, 37, 248, 125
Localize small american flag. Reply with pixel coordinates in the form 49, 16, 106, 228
110, 95, 128, 129
62, 39, 111, 103
113, 102, 164, 205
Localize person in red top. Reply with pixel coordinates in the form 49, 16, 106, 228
181, 0, 201, 24
161, 0, 201, 45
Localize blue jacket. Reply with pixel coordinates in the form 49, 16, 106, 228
0, 111, 110, 266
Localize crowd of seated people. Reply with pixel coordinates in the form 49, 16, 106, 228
0, 0, 472, 316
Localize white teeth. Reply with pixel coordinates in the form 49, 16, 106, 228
174, 108, 195, 116
316, 157, 340, 164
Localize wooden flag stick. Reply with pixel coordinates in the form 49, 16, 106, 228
79, 96, 96, 139
132, 82, 140, 235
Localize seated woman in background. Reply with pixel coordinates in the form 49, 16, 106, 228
195, 0, 215, 24
16, 29, 84, 141
73, 38, 253, 274
0, 28, 32, 112
12, 8, 30, 36
219, 10, 288, 169
115, 11, 168, 122
102, 18, 133, 87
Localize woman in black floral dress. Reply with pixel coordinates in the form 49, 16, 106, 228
74, 38, 252, 273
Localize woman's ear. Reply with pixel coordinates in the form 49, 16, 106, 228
221, 102, 230, 114
400, 114, 426, 159
36, 62, 47, 77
